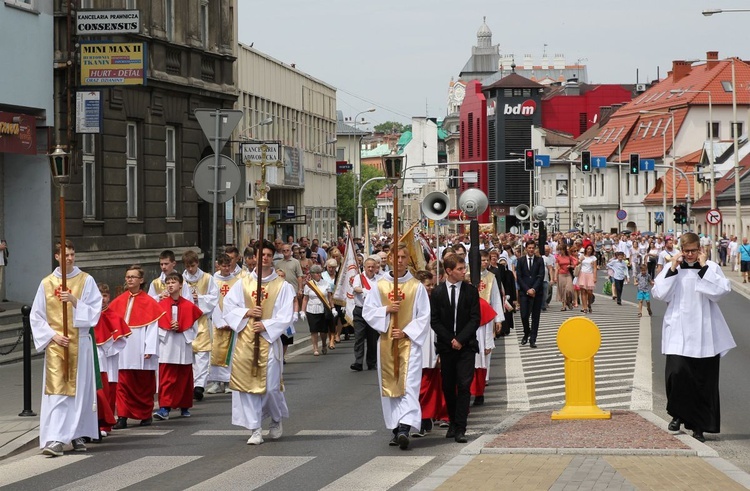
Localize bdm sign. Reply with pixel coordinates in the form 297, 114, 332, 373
80, 42, 147, 86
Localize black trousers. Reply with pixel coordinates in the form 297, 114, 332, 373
352, 307, 378, 368
614, 278, 625, 303
519, 293, 542, 343
666, 354, 721, 433
439, 348, 475, 433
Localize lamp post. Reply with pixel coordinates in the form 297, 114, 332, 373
47, 145, 71, 381
671, 89, 716, 258
241, 116, 273, 141
702, 8, 750, 16
640, 110, 676, 232
353, 108, 375, 240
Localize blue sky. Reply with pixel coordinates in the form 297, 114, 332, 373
238, 0, 748, 125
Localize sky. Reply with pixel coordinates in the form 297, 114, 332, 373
237, 0, 749, 126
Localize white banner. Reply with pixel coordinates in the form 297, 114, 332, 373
242, 142, 280, 164
76, 10, 140, 35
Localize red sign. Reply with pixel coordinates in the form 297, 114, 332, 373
447, 209, 467, 220
336, 160, 352, 175
0, 112, 36, 155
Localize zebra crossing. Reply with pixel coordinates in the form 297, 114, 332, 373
501, 293, 651, 412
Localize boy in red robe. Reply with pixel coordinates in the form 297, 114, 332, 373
93, 284, 131, 437
153, 272, 203, 420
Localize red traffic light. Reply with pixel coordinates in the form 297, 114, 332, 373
525, 150, 534, 158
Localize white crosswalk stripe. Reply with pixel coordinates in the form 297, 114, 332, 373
54, 456, 201, 490
185, 456, 315, 491
321, 456, 434, 490
0, 454, 90, 487
504, 294, 646, 411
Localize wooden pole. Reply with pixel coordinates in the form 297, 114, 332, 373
252, 150, 269, 377
59, 186, 69, 382
391, 186, 400, 381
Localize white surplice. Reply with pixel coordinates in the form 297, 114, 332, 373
30, 266, 102, 447
184, 268, 218, 387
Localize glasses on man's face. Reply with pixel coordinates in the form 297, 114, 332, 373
125, 275, 141, 280
682, 248, 700, 254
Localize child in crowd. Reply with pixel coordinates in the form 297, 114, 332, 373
635, 263, 654, 317
154, 272, 203, 420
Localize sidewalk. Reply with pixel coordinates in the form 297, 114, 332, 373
414, 410, 750, 490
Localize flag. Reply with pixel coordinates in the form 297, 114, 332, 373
418, 231, 436, 262
332, 233, 360, 325
363, 207, 371, 255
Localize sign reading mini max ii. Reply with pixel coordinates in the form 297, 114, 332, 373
80, 42, 147, 86
76, 10, 140, 35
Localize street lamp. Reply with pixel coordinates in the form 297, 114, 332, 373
353, 108, 376, 239
702, 8, 750, 16
240, 116, 273, 140
671, 88, 717, 258
640, 109, 676, 233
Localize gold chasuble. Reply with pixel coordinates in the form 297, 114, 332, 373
42, 271, 90, 396
229, 275, 284, 394
211, 276, 239, 367
377, 277, 419, 398
151, 278, 166, 297
186, 273, 212, 353
478, 271, 495, 303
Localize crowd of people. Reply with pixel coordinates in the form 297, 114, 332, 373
28, 227, 745, 456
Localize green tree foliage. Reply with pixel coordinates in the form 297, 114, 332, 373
374, 121, 407, 134
336, 164, 386, 231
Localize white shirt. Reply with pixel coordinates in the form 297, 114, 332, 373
445, 279, 461, 334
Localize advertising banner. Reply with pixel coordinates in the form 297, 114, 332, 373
0, 112, 36, 155
76, 10, 140, 35
80, 42, 147, 86
283, 146, 305, 188
76, 91, 102, 133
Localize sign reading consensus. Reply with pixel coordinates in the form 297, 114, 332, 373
77, 10, 140, 35
80, 42, 147, 86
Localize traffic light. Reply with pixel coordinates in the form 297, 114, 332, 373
673, 204, 688, 225
629, 153, 640, 174
447, 168, 459, 189
524, 149, 535, 171
581, 151, 592, 173
383, 212, 392, 229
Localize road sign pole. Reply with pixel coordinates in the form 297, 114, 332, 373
211, 109, 221, 270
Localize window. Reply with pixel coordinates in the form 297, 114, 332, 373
126, 123, 138, 218
199, 1, 209, 49
82, 135, 96, 218
707, 122, 719, 139
126, 0, 137, 8
336, 147, 345, 161
731, 122, 743, 139
4, 0, 35, 11
721, 81, 733, 93
165, 126, 176, 218
165, 0, 174, 41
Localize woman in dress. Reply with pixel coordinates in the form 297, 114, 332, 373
578, 244, 598, 313
555, 242, 578, 311
300, 265, 333, 356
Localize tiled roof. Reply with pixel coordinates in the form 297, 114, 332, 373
482, 72, 544, 90
542, 127, 577, 147
677, 147, 703, 164
587, 112, 639, 159
621, 108, 688, 159
692, 155, 750, 208
643, 164, 696, 205
337, 120, 369, 136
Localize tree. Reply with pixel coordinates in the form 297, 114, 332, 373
373, 121, 407, 134
336, 164, 386, 233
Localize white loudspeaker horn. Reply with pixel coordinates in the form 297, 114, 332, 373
421, 191, 450, 220
532, 205, 548, 221
515, 204, 530, 220
458, 189, 489, 218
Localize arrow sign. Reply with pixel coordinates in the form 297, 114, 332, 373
592, 156, 607, 168
195, 108, 244, 154
535, 155, 550, 167
706, 209, 722, 225
640, 159, 656, 171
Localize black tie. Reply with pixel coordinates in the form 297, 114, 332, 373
450, 285, 457, 334
528, 257, 533, 271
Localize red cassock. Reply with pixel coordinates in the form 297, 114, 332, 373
109, 291, 166, 420
93, 307, 131, 431
420, 368, 448, 421
471, 298, 497, 397
157, 296, 203, 409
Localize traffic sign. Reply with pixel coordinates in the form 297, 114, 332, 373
616, 209, 627, 221
706, 209, 722, 225
535, 155, 551, 167
336, 161, 353, 174
195, 109, 243, 154
640, 159, 656, 171
655, 211, 664, 220
193, 154, 241, 203
592, 156, 607, 168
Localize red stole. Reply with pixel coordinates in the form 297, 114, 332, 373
109, 290, 165, 328
158, 296, 203, 332
94, 307, 131, 345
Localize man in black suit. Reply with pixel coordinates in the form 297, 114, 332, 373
430, 254, 480, 443
516, 241, 545, 348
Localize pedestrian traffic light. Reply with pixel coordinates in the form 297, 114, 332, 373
581, 151, 592, 173
447, 168, 459, 189
678, 204, 688, 224
524, 149, 535, 171
673, 205, 681, 224
629, 154, 640, 174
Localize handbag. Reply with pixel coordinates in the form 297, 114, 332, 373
323, 307, 334, 322
603, 280, 612, 296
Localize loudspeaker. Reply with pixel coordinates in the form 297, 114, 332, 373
458, 189, 488, 218
514, 204, 530, 221
532, 205, 548, 221
421, 192, 450, 220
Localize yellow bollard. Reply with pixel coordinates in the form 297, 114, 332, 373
551, 316, 611, 420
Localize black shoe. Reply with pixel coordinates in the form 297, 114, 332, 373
445, 425, 456, 439
521, 336, 529, 345
473, 396, 484, 406
454, 432, 467, 443
423, 418, 433, 432
344, 334, 351, 341
140, 418, 152, 426
530, 343, 537, 348
367, 365, 377, 370
668, 417, 681, 432
693, 430, 706, 443
194, 387, 204, 401
397, 423, 410, 450
617, 301, 622, 305
350, 363, 363, 372
389, 434, 398, 446
113, 418, 127, 430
